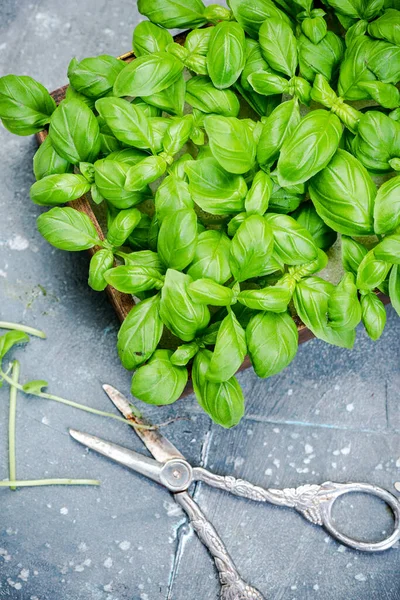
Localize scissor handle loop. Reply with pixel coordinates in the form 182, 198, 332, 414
319, 481, 400, 552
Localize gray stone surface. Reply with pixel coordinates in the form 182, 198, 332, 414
0, 2, 399, 599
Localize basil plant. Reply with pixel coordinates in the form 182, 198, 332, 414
1, 0, 400, 428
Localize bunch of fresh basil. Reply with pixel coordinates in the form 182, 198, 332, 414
1, 0, 399, 427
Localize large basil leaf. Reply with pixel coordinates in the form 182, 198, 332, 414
374, 176, 400, 235
0, 74, 56, 135
105, 265, 164, 293
356, 249, 391, 291
358, 81, 400, 110
259, 18, 297, 78
95, 97, 154, 151
297, 32, 344, 83
341, 236, 368, 276
360, 292, 386, 341
30, 173, 90, 206
228, 0, 291, 38
133, 22, 174, 56
328, 272, 361, 330
338, 36, 377, 101
155, 175, 194, 222
230, 214, 274, 281
125, 156, 167, 191
142, 74, 186, 117
192, 349, 245, 428
238, 275, 295, 311
163, 115, 194, 158
117, 294, 163, 369
324, 0, 383, 19
246, 311, 298, 377
293, 203, 337, 251
106, 208, 142, 247
157, 209, 198, 270
49, 99, 100, 165
94, 159, 147, 208
352, 111, 400, 173
389, 264, 400, 317
137, 0, 207, 29
185, 157, 247, 215
33, 136, 72, 181
160, 269, 210, 341
294, 276, 356, 348
207, 22, 246, 90
185, 76, 240, 117
37, 207, 100, 251
114, 52, 184, 98
309, 149, 376, 236
207, 311, 246, 382
67, 55, 125, 98
184, 27, 212, 55
374, 235, 400, 265
88, 249, 114, 292
131, 349, 188, 405
277, 110, 342, 187
256, 98, 300, 170
368, 9, 400, 45
187, 278, 234, 306
366, 40, 400, 85
245, 170, 272, 215
204, 116, 256, 174
265, 213, 319, 265
187, 230, 232, 284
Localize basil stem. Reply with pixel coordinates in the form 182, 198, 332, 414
0, 321, 46, 339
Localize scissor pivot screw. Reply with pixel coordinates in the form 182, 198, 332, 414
160, 459, 193, 492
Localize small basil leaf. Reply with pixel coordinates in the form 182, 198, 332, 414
301, 16, 327, 45
358, 81, 400, 110
188, 278, 234, 306
30, 173, 90, 206
33, 137, 72, 181
114, 52, 184, 98
389, 264, 400, 317
137, 0, 207, 29
131, 349, 188, 406
207, 22, 246, 90
184, 28, 212, 55
105, 148, 150, 165
118, 250, 165, 273
142, 74, 186, 117
22, 380, 48, 394
88, 249, 114, 292
338, 36, 377, 101
341, 236, 368, 276
328, 272, 361, 329
155, 175, 194, 222
360, 292, 386, 341
106, 208, 142, 247
96, 97, 154, 151
206, 311, 246, 382
163, 115, 194, 157
133, 22, 174, 57
230, 214, 274, 281
0, 74, 56, 135
265, 213, 319, 265
117, 294, 163, 370
374, 235, 400, 265
204, 116, 256, 175
160, 269, 210, 342
67, 55, 125, 98
245, 170, 272, 215
366, 40, 400, 85
105, 265, 164, 294
256, 98, 300, 170
0, 331, 29, 360
125, 156, 167, 192
94, 159, 147, 209
37, 207, 100, 251
185, 76, 240, 117
352, 111, 400, 173
259, 18, 297, 78
187, 230, 232, 284
170, 341, 200, 366
228, 0, 291, 38
157, 209, 198, 271
49, 99, 101, 165
293, 203, 337, 251
289, 249, 329, 278
149, 117, 171, 154
127, 214, 152, 251
79, 162, 95, 184
238, 275, 295, 311
298, 31, 344, 84
246, 311, 298, 378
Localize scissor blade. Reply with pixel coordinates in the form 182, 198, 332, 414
102, 384, 184, 463
69, 429, 164, 486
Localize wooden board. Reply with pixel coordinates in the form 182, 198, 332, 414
34, 45, 390, 395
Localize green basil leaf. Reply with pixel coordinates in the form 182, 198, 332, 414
268, 183, 303, 215
106, 208, 142, 247
187, 278, 234, 306
248, 72, 289, 96
207, 22, 246, 90
170, 341, 200, 366
238, 275, 295, 311
360, 292, 386, 341
114, 52, 184, 98
160, 269, 210, 341
125, 156, 167, 192
131, 349, 188, 405
67, 55, 125, 98
187, 230, 232, 284
206, 311, 246, 382
358, 81, 400, 110
298, 31, 344, 84
131, 98, 162, 118
133, 22, 173, 57
30, 173, 90, 206
33, 137, 72, 181
374, 176, 400, 235
142, 74, 186, 117
294, 276, 356, 348
309, 149, 376, 236
0, 331, 29, 360
368, 9, 400, 45
117, 294, 163, 369
245, 170, 272, 215
149, 117, 170, 154
366, 40, 400, 85
240, 39, 269, 92
105, 265, 164, 293
155, 175, 194, 222
338, 36, 377, 101
228, 0, 291, 38
94, 159, 148, 208
246, 310, 298, 377
259, 18, 297, 78
163, 115, 194, 157
138, 0, 207, 28
204, 116, 256, 175
265, 213, 319, 265
37, 207, 100, 251
79, 162, 95, 184
105, 147, 149, 165
256, 98, 300, 170
22, 380, 48, 394
293, 203, 337, 251
88, 249, 114, 292
96, 97, 154, 151
374, 235, 400, 265
185, 76, 240, 117
185, 157, 247, 215
341, 236, 368, 276
325, 0, 383, 19
118, 249, 165, 272
184, 27, 212, 55
328, 272, 361, 329
277, 110, 342, 187
157, 209, 198, 271
65, 85, 96, 109
49, 99, 100, 165
345, 20, 368, 49
288, 248, 328, 278
126, 213, 152, 251
389, 264, 400, 317
301, 16, 327, 45
169, 153, 194, 180
0, 74, 56, 135
230, 214, 274, 281
352, 111, 400, 173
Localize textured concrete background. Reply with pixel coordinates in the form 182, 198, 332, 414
0, 2, 400, 599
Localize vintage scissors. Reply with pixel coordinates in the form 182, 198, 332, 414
69, 385, 400, 600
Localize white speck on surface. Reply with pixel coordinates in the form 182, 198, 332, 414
273, 458, 280, 468
247, 429, 253, 436
346, 403, 354, 412
332, 462, 337, 468
18, 568, 29, 581
334, 384, 340, 391
41, 416, 50, 425
290, 585, 297, 590
296, 467, 309, 474
8, 235, 29, 251
78, 542, 87, 552
0, 269, 7, 277
337, 545, 346, 553
305, 444, 313, 454
341, 446, 351, 455
0, 548, 12, 562
355, 573, 367, 582
287, 389, 293, 396
234, 456, 245, 469
273, 427, 280, 433
333, 450, 340, 456
74, 565, 84, 572
313, 584, 319, 591
119, 541, 131, 551
140, 594, 149, 600
60, 507, 68, 515
104, 582, 113, 592
396, 458, 400, 468
104, 557, 113, 569
375, 463, 383, 470
265, 468, 272, 476
163, 500, 183, 517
